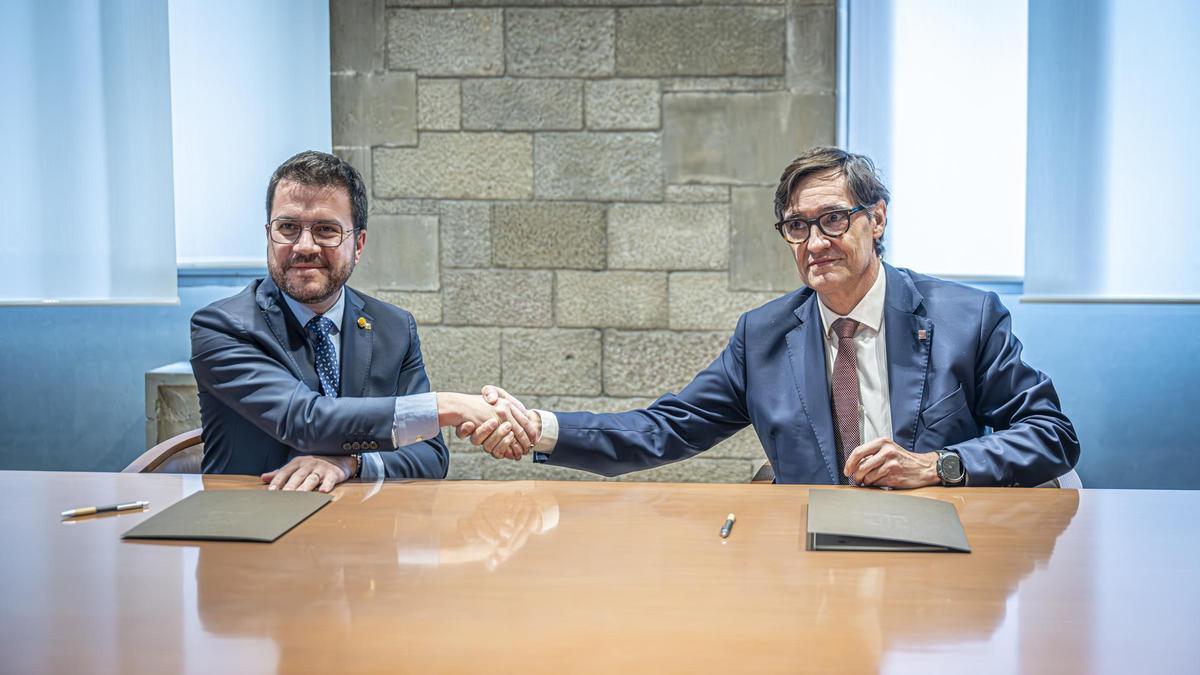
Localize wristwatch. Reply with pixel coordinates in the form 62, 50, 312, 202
350, 453, 363, 479
936, 450, 966, 486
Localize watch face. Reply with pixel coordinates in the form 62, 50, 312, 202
940, 453, 963, 482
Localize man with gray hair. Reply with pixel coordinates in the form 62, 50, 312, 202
469, 146, 1079, 488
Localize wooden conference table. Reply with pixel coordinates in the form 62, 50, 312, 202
2, 471, 1198, 674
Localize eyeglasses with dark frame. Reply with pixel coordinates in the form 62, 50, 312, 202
267, 218, 356, 248
774, 205, 870, 244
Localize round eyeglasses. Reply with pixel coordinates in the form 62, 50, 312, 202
267, 218, 355, 248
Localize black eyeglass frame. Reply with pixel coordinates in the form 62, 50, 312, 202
774, 205, 870, 244
266, 218, 358, 248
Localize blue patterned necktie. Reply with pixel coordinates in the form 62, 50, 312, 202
306, 315, 340, 397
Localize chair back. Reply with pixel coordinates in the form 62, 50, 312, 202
750, 462, 775, 483
123, 429, 203, 474
1036, 468, 1083, 488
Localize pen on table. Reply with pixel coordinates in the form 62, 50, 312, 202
719, 513, 736, 538
61, 501, 149, 519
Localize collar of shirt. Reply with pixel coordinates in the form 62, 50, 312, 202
816, 266, 887, 338
282, 287, 346, 339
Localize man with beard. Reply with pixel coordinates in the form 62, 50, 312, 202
191, 151, 535, 491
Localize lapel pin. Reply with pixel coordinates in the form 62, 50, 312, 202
917, 329, 927, 341
357, 317, 372, 331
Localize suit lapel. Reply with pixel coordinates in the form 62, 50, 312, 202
339, 287, 374, 398
256, 278, 321, 392
882, 264, 933, 452
784, 292, 839, 484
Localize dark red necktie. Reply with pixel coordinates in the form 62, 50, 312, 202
831, 318, 861, 484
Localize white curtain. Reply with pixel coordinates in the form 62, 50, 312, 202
844, 0, 1028, 280
1026, 0, 1200, 300
0, 0, 178, 304
169, 0, 331, 268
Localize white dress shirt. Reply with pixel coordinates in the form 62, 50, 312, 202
533, 268, 894, 453
815, 268, 892, 446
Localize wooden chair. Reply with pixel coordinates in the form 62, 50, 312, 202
750, 462, 776, 483
123, 429, 204, 474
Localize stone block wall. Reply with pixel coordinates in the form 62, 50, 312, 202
331, 0, 837, 482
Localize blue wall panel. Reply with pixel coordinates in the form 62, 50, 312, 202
0, 280, 1197, 488
0, 279, 246, 472
1002, 297, 1200, 489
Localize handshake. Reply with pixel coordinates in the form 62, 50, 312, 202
436, 386, 540, 460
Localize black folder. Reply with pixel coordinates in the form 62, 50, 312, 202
806, 489, 971, 552
122, 490, 331, 543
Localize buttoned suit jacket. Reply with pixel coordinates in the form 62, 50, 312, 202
541, 263, 1079, 486
190, 277, 448, 478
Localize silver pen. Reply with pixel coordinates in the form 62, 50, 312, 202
719, 513, 736, 538
61, 500, 149, 518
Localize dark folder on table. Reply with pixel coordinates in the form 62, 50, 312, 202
122, 490, 331, 543
806, 489, 971, 552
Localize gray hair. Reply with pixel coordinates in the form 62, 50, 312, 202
774, 146, 891, 256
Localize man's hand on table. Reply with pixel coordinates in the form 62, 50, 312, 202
262, 455, 355, 493
843, 438, 940, 488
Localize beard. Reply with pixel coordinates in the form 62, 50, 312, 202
268, 250, 355, 305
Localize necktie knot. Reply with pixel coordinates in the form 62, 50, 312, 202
306, 315, 336, 338
306, 315, 340, 397
833, 318, 859, 340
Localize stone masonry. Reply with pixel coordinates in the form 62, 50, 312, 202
330, 0, 837, 482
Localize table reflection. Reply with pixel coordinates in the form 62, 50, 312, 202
193, 481, 560, 671
11, 470, 1199, 673
399, 480, 560, 569
788, 489, 1081, 671
188, 479, 1078, 673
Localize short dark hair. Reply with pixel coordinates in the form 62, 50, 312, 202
266, 150, 368, 232
774, 146, 891, 256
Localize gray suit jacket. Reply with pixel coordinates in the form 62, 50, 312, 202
190, 277, 448, 478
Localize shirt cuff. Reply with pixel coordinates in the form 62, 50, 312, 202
532, 410, 558, 454
392, 392, 439, 449
359, 452, 385, 480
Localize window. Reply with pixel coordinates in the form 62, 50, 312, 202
0, 0, 330, 303
1026, 0, 1200, 300
845, 0, 1027, 280
0, 0, 177, 304
169, 0, 331, 269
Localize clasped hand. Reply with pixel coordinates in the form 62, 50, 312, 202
448, 386, 539, 460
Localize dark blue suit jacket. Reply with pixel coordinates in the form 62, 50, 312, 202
190, 277, 448, 478
542, 264, 1079, 486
